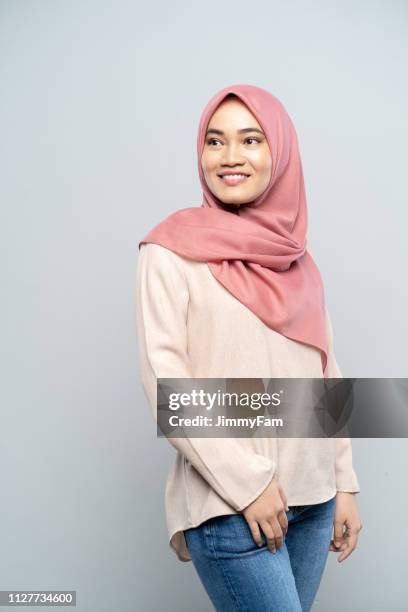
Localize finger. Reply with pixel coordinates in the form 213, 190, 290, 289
329, 538, 347, 552
260, 520, 276, 553
338, 531, 358, 563
338, 543, 353, 562
270, 517, 284, 550
329, 539, 337, 552
279, 486, 289, 511
247, 520, 263, 547
333, 520, 344, 548
278, 510, 288, 535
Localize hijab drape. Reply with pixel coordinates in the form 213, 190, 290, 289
139, 84, 329, 375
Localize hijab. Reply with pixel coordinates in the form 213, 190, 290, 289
139, 84, 329, 375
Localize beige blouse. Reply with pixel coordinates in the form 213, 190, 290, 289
135, 242, 360, 563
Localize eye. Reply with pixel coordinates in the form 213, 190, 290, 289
207, 138, 222, 146
245, 137, 261, 145
205, 136, 262, 146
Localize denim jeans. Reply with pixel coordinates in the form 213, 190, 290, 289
184, 495, 336, 612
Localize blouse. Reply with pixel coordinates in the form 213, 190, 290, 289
135, 242, 360, 562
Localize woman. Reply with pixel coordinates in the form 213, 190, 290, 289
135, 84, 363, 611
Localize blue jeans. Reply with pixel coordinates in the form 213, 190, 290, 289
184, 495, 336, 612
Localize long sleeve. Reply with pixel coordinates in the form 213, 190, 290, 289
135, 242, 276, 511
325, 304, 360, 493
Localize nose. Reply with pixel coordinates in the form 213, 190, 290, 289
221, 143, 245, 166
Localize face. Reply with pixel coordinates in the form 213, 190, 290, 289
201, 96, 272, 207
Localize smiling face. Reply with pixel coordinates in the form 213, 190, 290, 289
201, 95, 273, 207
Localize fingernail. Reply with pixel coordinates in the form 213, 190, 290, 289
334, 541, 340, 548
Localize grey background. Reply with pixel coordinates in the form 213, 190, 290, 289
1, 0, 407, 610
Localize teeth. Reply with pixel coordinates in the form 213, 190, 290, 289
222, 174, 247, 179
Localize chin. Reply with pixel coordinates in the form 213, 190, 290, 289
216, 192, 251, 205
217, 198, 243, 207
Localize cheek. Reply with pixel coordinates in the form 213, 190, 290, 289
264, 160, 273, 180
201, 153, 217, 177
253, 162, 272, 185
260, 156, 273, 182
250, 150, 272, 172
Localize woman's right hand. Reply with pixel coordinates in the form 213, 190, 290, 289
242, 477, 289, 553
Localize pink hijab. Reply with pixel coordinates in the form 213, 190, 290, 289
139, 84, 329, 375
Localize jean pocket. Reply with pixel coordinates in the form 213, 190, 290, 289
206, 513, 260, 556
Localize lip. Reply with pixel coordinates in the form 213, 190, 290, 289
218, 174, 250, 186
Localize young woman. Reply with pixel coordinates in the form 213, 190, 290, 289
135, 84, 363, 611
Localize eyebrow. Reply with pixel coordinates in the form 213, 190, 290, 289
205, 127, 265, 136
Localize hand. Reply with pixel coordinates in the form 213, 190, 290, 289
329, 492, 363, 563
242, 477, 289, 554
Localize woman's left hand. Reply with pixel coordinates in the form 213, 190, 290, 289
329, 492, 363, 563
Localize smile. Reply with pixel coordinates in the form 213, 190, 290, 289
218, 174, 250, 186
